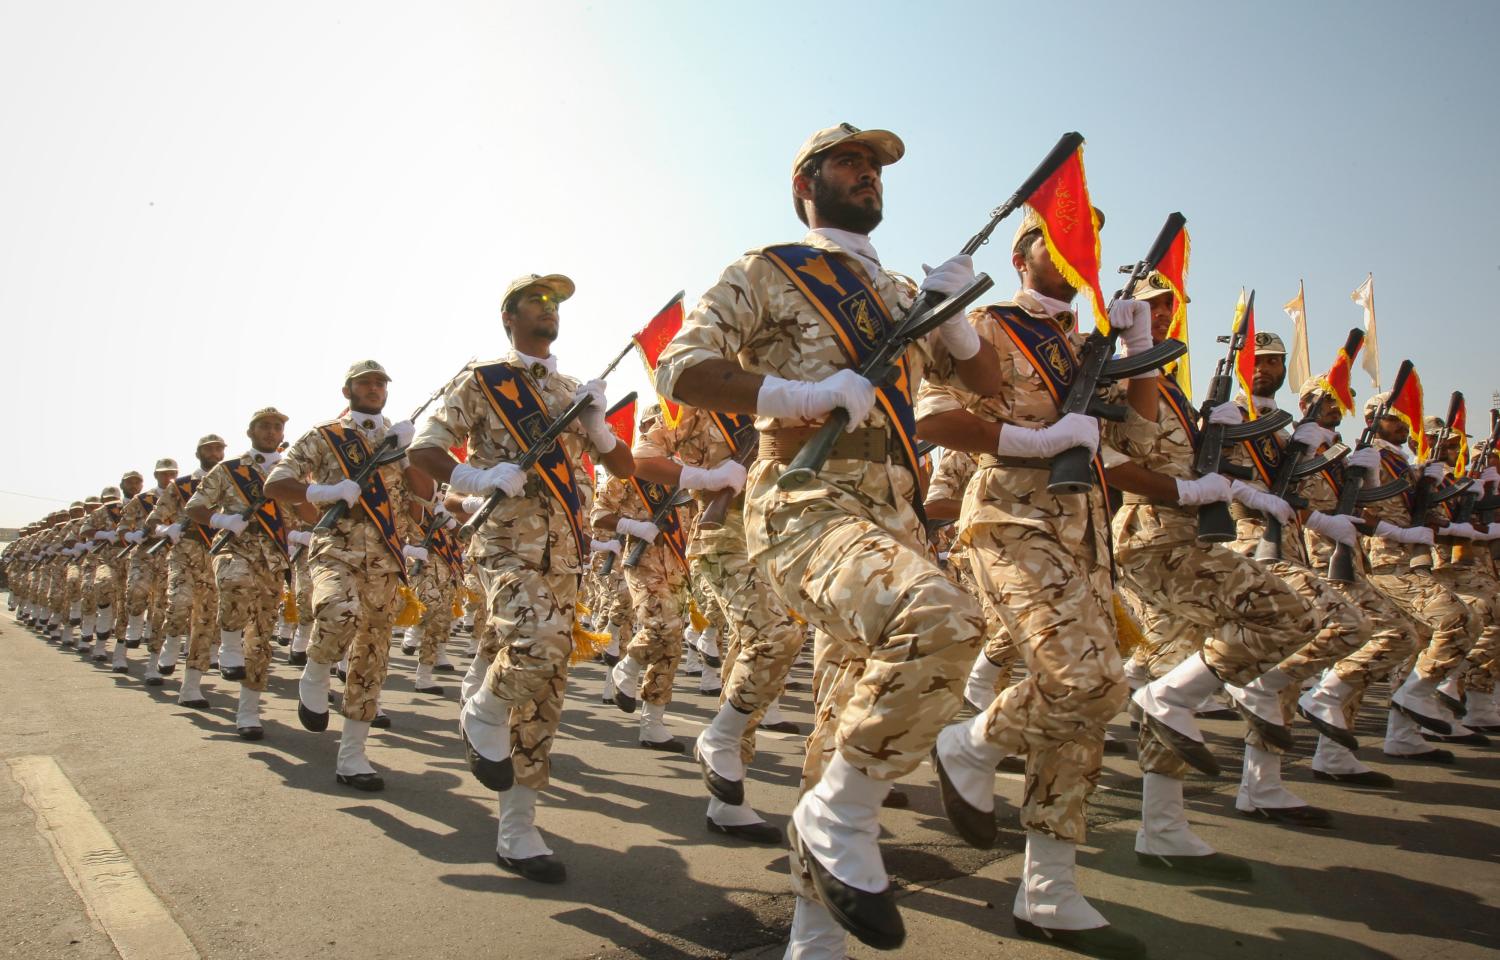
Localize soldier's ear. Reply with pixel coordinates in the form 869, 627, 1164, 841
342, 383, 353, 402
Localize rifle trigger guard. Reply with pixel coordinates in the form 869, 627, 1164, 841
1356, 477, 1412, 503
1099, 337, 1188, 381
1222, 463, 1254, 481
1086, 399, 1128, 423
1220, 409, 1294, 441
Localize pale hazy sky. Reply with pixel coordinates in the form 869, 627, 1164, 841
3, 1, 1497, 527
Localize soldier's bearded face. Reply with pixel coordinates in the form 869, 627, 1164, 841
808, 146, 883, 234
249, 419, 284, 453
1017, 235, 1075, 302
198, 444, 226, 469
1376, 416, 1408, 446
344, 374, 389, 414
122, 477, 144, 498
1252, 355, 1286, 397
504, 289, 561, 344
155, 470, 179, 487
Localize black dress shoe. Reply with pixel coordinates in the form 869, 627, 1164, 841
1195, 706, 1240, 721
1014, 918, 1147, 960
1391, 700, 1451, 735
415, 684, 446, 696
1466, 722, 1500, 734
496, 852, 566, 884
1102, 738, 1130, 756
1384, 748, 1454, 764
1143, 715, 1221, 777
1234, 704, 1295, 751
932, 745, 997, 849
698, 753, 744, 806
997, 755, 1028, 774
145, 676, 164, 687
1136, 850, 1253, 881
1436, 690, 1467, 718
180, 698, 210, 710
209, 659, 219, 670
680, 665, 703, 677
707, 818, 783, 845
1425, 730, 1490, 746
640, 738, 685, 754
1297, 705, 1359, 751
602, 651, 620, 667
298, 702, 330, 732
401, 644, 418, 656
91, 652, 108, 662
159, 663, 176, 676
237, 725, 264, 741
760, 720, 802, 735
125, 637, 141, 649
434, 663, 458, 673
220, 666, 246, 682
462, 727, 515, 791
702, 653, 722, 669
276, 636, 290, 647
882, 788, 909, 809
789, 822, 904, 950
371, 714, 391, 729
1239, 804, 1333, 828
288, 651, 307, 667
1312, 769, 1396, 788
602, 695, 615, 706
112, 665, 129, 674
614, 690, 638, 714
337, 772, 385, 792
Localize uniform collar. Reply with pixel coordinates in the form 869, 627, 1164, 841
509, 349, 558, 383
1013, 289, 1077, 331
806, 228, 882, 282
343, 410, 387, 437
244, 449, 282, 471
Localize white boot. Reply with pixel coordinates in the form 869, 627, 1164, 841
790, 753, 891, 894
90, 630, 108, 660
337, 720, 378, 776
111, 639, 128, 671
1014, 832, 1108, 931
964, 653, 1003, 711
698, 625, 721, 664
763, 696, 790, 728
275, 617, 291, 642
402, 625, 420, 656
1313, 734, 1374, 775
299, 661, 332, 720
1465, 688, 1500, 728
217, 629, 245, 676
1223, 667, 1291, 730
144, 654, 162, 684
782, 896, 848, 960
434, 644, 453, 670
640, 701, 676, 745
460, 653, 492, 705
1298, 669, 1355, 736
460, 685, 513, 762
611, 655, 644, 706
157, 636, 181, 671
96, 605, 115, 641
1391, 670, 1449, 732
708, 795, 769, 828
1122, 654, 1149, 692
209, 639, 221, 668
1236, 744, 1307, 812
1136, 773, 1214, 857
496, 785, 553, 859
933, 714, 1005, 814
125, 613, 146, 647
1384, 706, 1432, 756
1132, 653, 1223, 746
697, 702, 753, 787
236, 688, 262, 732
291, 622, 312, 654
415, 662, 439, 692
680, 645, 703, 676
178, 667, 206, 705
698, 666, 722, 695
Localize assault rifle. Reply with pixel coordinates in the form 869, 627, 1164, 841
620, 488, 696, 570
1325, 360, 1417, 582
1409, 391, 1474, 526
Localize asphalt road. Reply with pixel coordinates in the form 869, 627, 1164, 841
3, 614, 1498, 960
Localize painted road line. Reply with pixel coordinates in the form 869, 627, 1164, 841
7, 755, 200, 960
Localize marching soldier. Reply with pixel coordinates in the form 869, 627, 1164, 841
410, 273, 634, 883
185, 409, 293, 739
81, 487, 128, 665
655, 125, 999, 954
120, 459, 179, 683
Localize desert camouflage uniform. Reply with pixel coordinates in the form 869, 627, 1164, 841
1431, 481, 1500, 693
654, 229, 982, 804
121, 487, 170, 653
147, 475, 219, 671
186, 451, 289, 692
82, 499, 129, 637
411, 350, 617, 789
410, 512, 463, 667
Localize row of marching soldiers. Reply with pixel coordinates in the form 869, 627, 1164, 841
6, 120, 1500, 960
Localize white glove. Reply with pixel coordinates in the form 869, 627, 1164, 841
94, 530, 118, 542
1207, 403, 1244, 426
1291, 421, 1336, 450
156, 523, 182, 543
448, 461, 526, 497
1306, 510, 1360, 548
401, 545, 429, 562
1440, 522, 1479, 539
388, 420, 415, 450
920, 255, 981, 361
678, 460, 747, 493
1375, 521, 1434, 546
460, 495, 486, 516
1174, 474, 1233, 506
123, 530, 145, 544
1480, 465, 1500, 492
1110, 299, 1154, 361
306, 479, 362, 507
995, 412, 1099, 458
756, 371, 876, 432
591, 538, 622, 556
1422, 462, 1447, 482
1346, 446, 1381, 474
287, 530, 313, 547
1230, 480, 1295, 524
431, 501, 458, 529
209, 513, 249, 536
616, 518, 660, 543
1474, 524, 1500, 541
573, 379, 617, 452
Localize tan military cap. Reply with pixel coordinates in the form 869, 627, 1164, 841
1364, 391, 1391, 419
502, 274, 575, 310
121, 470, 143, 482
1299, 376, 1328, 402
1422, 415, 1444, 434
1253, 332, 1286, 356
791, 123, 905, 176
343, 359, 391, 383
1133, 270, 1188, 303
84, 496, 101, 505
197, 433, 227, 449
1011, 205, 1106, 252
154, 458, 179, 472
248, 407, 289, 427
100, 486, 121, 501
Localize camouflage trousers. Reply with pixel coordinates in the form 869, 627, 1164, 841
292, 549, 314, 624
691, 534, 804, 766
412, 567, 459, 666
475, 552, 577, 790
1366, 563, 1478, 682
623, 544, 688, 707
165, 541, 218, 671
307, 557, 400, 722
211, 551, 280, 691
64, 561, 83, 619
746, 462, 982, 786
92, 558, 128, 622
1433, 565, 1500, 693
126, 552, 168, 652
958, 550, 1022, 689
967, 514, 1124, 844
599, 568, 633, 639
463, 569, 490, 650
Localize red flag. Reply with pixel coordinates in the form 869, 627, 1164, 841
631, 292, 686, 427
1388, 363, 1425, 460
1316, 328, 1364, 416
449, 442, 469, 464
1453, 397, 1469, 477
1020, 142, 1108, 331
606, 396, 636, 451
1155, 227, 1191, 395
580, 451, 594, 479
1231, 289, 1258, 419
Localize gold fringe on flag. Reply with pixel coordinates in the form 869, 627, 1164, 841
280, 585, 299, 625
394, 585, 427, 628
688, 600, 709, 632
451, 596, 465, 618
570, 618, 613, 664
1113, 594, 1145, 657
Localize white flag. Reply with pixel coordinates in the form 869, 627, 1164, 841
1350, 273, 1380, 390
1282, 281, 1311, 392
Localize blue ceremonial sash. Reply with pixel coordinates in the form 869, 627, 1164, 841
627, 477, 688, 571
471, 363, 590, 560
223, 458, 287, 553
760, 244, 925, 502
173, 476, 213, 547
1241, 432, 1286, 487
705, 409, 756, 458
1378, 449, 1416, 515
317, 422, 408, 582
431, 523, 465, 579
